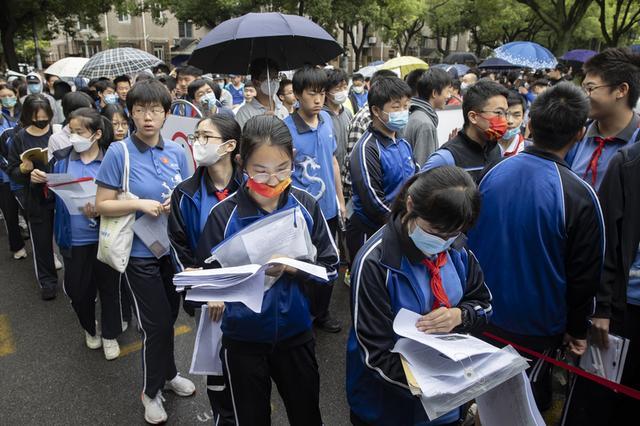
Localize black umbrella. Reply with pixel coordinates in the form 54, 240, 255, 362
189, 12, 343, 74
443, 52, 478, 64
478, 57, 522, 70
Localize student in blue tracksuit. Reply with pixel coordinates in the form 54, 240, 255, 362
0, 113, 25, 260
566, 48, 640, 191
347, 76, 416, 262
168, 115, 241, 426
284, 67, 345, 333
195, 115, 339, 426
0, 84, 21, 126
186, 79, 235, 119
95, 80, 195, 424
347, 167, 492, 426
467, 83, 604, 412
50, 108, 123, 360
225, 75, 245, 107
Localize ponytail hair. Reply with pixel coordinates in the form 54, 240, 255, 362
68, 107, 114, 149
391, 166, 481, 234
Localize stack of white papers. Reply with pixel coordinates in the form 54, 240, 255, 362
190, 307, 223, 376
579, 333, 630, 383
174, 257, 328, 313
391, 309, 531, 422
47, 173, 97, 215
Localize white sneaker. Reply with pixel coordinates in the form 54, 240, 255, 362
102, 338, 120, 360
164, 373, 195, 397
121, 321, 129, 332
54, 255, 63, 270
13, 248, 27, 260
142, 391, 167, 424
85, 331, 102, 349
18, 215, 27, 231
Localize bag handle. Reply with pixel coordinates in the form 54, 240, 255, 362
120, 140, 131, 193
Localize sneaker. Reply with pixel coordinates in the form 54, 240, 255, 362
18, 215, 27, 231
13, 248, 27, 260
102, 338, 120, 360
85, 331, 102, 349
164, 373, 195, 397
122, 321, 129, 332
41, 287, 57, 301
314, 315, 342, 333
54, 255, 63, 270
142, 391, 167, 424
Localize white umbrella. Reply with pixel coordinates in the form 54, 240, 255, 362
45, 57, 90, 78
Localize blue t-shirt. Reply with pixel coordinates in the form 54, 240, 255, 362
225, 83, 245, 106
284, 111, 338, 220
96, 134, 190, 258
353, 91, 368, 109
67, 153, 103, 246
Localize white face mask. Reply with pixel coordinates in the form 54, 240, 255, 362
352, 85, 365, 94
331, 90, 348, 105
260, 79, 280, 96
193, 142, 227, 166
69, 133, 95, 153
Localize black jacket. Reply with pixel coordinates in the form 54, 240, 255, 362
596, 142, 640, 321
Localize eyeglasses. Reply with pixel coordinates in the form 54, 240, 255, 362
132, 107, 165, 117
248, 170, 292, 184
581, 84, 615, 96
188, 133, 224, 146
112, 121, 129, 129
479, 110, 508, 118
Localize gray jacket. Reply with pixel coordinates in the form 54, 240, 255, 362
404, 97, 439, 167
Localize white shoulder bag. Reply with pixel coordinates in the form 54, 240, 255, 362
97, 141, 138, 272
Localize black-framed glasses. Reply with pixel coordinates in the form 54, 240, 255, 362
581, 84, 615, 96
188, 133, 225, 146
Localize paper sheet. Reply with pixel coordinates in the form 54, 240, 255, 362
47, 176, 97, 215
185, 269, 266, 313
476, 372, 545, 426
189, 307, 223, 376
579, 334, 630, 383
132, 213, 170, 258
393, 308, 498, 361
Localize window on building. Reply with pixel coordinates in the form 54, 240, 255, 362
118, 12, 131, 23
178, 21, 193, 39
153, 45, 165, 60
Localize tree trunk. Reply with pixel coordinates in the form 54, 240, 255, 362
1, 24, 18, 71
554, 30, 571, 56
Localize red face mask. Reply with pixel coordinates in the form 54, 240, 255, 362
480, 115, 508, 141
246, 177, 292, 198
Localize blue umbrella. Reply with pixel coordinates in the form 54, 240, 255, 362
478, 57, 522, 70
630, 45, 640, 54
560, 49, 597, 63
189, 12, 343, 74
494, 41, 557, 69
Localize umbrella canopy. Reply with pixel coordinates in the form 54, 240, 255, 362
78, 48, 163, 79
379, 56, 428, 78
443, 52, 478, 64
189, 12, 343, 74
560, 49, 597, 63
432, 63, 470, 77
478, 57, 522, 70
355, 64, 381, 78
494, 41, 557, 69
630, 45, 640, 54
45, 57, 89, 78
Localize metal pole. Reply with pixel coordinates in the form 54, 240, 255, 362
141, 0, 148, 52
32, 18, 43, 70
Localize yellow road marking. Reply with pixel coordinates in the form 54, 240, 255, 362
0, 314, 16, 356
119, 324, 192, 357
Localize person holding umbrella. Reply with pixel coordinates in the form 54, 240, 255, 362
235, 58, 289, 128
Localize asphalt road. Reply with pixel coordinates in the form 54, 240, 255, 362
0, 227, 352, 425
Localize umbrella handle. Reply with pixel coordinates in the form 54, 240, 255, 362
170, 99, 203, 118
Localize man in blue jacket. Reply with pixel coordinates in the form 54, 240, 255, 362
467, 83, 604, 412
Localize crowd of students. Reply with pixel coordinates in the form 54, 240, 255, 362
1, 46, 639, 425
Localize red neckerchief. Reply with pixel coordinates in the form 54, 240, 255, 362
215, 188, 229, 201
584, 136, 616, 185
421, 252, 451, 310
503, 134, 524, 158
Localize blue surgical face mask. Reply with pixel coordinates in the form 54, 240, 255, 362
1, 97, 17, 108
28, 83, 42, 94
217, 82, 225, 90
381, 109, 409, 132
501, 127, 521, 141
200, 92, 217, 109
409, 222, 458, 256
104, 93, 119, 105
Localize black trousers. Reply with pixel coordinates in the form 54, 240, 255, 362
221, 335, 322, 426
120, 276, 133, 323
124, 255, 180, 398
17, 190, 58, 291
206, 368, 235, 425
561, 304, 640, 426
345, 216, 377, 269
304, 217, 338, 322
0, 183, 24, 252
481, 324, 563, 412
62, 244, 122, 339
